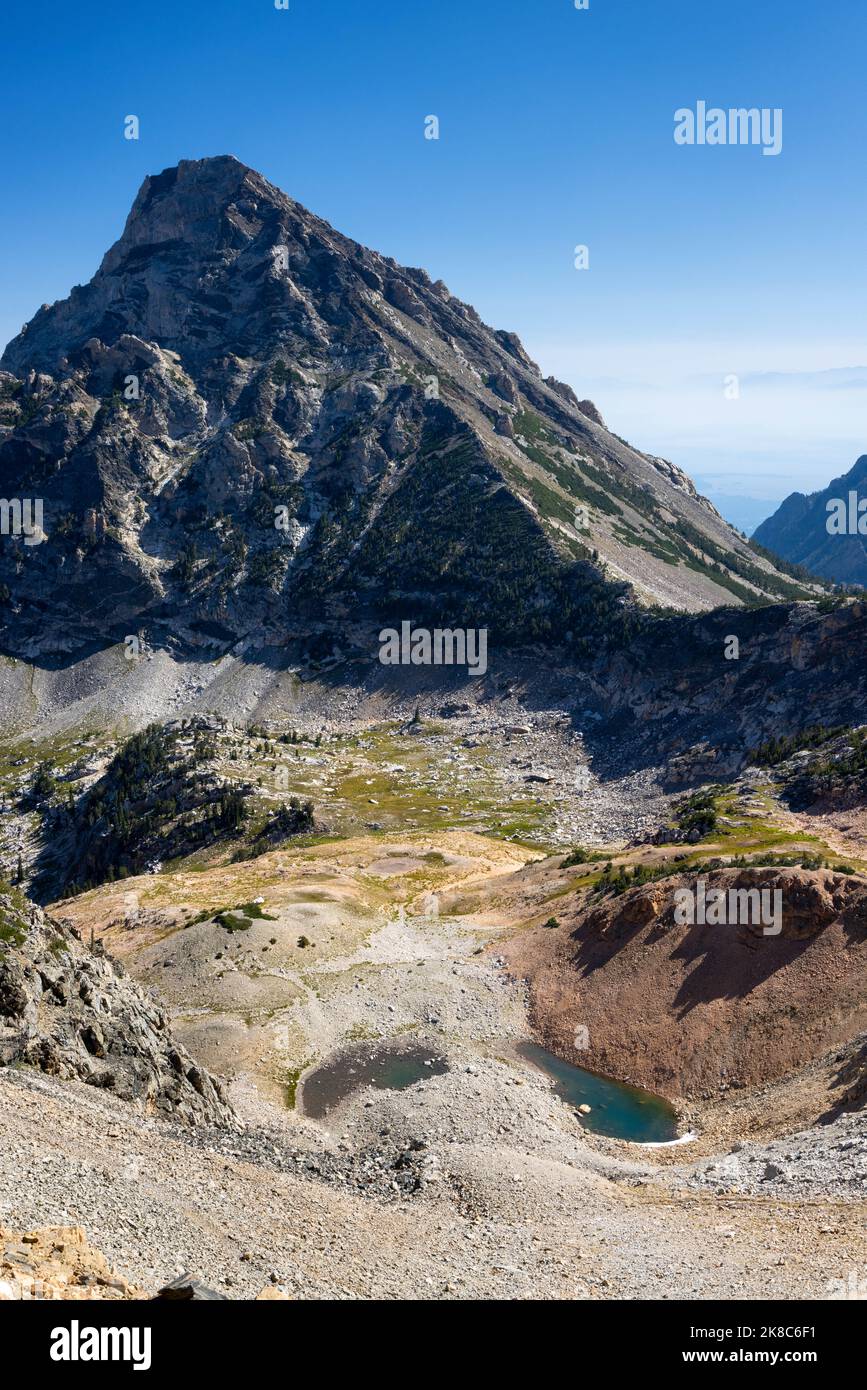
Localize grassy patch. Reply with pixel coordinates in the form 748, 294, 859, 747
216, 913, 253, 932
284, 1065, 308, 1109
236, 901, 277, 920
0, 915, 26, 949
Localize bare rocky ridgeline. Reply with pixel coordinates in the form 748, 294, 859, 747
0, 155, 820, 665
0, 887, 235, 1128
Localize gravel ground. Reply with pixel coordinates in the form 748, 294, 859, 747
668, 1113, 867, 1202
1, 1061, 864, 1301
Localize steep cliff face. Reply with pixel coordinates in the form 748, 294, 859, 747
591, 598, 867, 781
0, 886, 236, 1127
753, 454, 867, 586
0, 156, 816, 662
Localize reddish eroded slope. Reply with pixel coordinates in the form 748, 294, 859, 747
504, 868, 867, 1102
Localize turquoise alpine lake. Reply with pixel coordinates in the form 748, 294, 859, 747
517, 1042, 679, 1143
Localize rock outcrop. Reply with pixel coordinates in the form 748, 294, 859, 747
592, 598, 867, 780
27, 717, 315, 902
0, 1225, 141, 1301
0, 886, 235, 1127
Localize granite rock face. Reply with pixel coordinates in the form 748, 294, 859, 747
592, 598, 867, 780
0, 887, 236, 1127
0, 156, 816, 663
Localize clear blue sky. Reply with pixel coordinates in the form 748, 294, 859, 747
1, 0, 865, 516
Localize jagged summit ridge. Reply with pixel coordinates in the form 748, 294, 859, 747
4, 155, 534, 393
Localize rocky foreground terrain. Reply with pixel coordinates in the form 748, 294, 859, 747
6, 1059, 864, 1302
1, 1224, 143, 1302
1, 753, 866, 1301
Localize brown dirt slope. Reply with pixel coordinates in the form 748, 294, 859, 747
504, 867, 867, 1102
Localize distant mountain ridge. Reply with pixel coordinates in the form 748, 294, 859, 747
0, 156, 819, 662
753, 454, 867, 586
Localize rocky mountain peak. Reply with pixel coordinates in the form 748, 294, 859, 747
753, 452, 867, 586
0, 158, 822, 662
101, 156, 281, 281
4, 155, 355, 383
